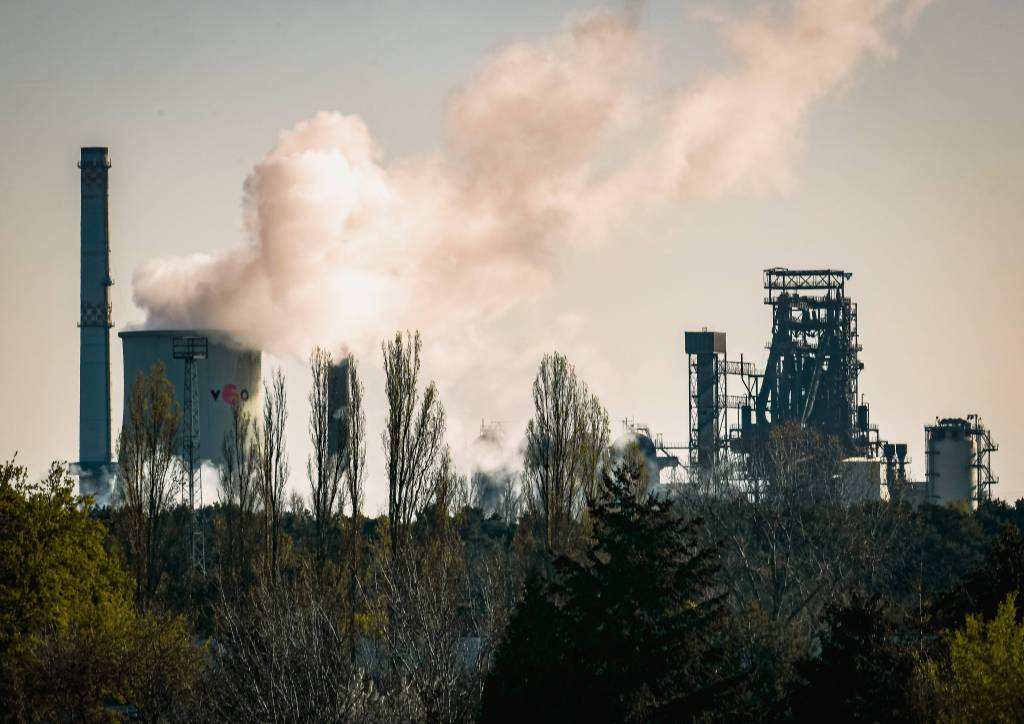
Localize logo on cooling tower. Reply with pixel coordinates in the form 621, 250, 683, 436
210, 384, 250, 404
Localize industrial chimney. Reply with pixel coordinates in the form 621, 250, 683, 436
77, 147, 114, 498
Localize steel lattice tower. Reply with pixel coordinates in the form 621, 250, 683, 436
173, 336, 208, 576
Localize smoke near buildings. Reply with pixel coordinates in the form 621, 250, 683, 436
130, 0, 932, 474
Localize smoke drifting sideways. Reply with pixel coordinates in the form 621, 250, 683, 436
73, 461, 223, 510
132, 1, 932, 482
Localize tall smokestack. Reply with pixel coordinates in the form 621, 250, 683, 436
77, 147, 113, 497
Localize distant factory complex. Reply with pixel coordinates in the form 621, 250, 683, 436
75, 148, 262, 507
626, 270, 998, 506
75, 148, 998, 510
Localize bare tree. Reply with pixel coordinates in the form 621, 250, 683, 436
522, 352, 610, 553
344, 359, 366, 533
344, 358, 367, 663
219, 400, 259, 595
367, 541, 473, 722
255, 368, 289, 580
308, 347, 346, 575
430, 447, 467, 531
115, 362, 181, 605
289, 491, 307, 516
381, 331, 447, 556
683, 422, 907, 645
208, 574, 425, 723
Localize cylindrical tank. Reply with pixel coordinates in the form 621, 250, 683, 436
926, 418, 977, 506
611, 431, 661, 492
119, 330, 261, 465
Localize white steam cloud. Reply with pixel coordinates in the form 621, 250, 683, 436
132, 0, 931, 470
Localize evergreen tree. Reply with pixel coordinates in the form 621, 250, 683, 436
789, 595, 915, 722
933, 525, 1024, 629
481, 457, 737, 723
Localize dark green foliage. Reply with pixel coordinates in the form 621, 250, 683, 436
788, 595, 916, 722
904, 503, 990, 605
481, 462, 739, 723
932, 525, 1024, 629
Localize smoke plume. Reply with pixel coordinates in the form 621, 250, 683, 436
132, 0, 931, 462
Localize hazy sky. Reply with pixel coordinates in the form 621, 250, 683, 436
2, 0, 1022, 513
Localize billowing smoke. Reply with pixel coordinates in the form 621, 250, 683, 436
469, 422, 522, 519
73, 463, 117, 507
131, 1, 931, 481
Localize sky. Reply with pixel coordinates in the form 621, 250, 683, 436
1, 0, 1022, 513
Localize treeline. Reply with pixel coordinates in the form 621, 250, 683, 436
3, 331, 1024, 721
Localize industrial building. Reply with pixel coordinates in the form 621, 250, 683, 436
680, 268, 999, 507
925, 416, 998, 506
74, 148, 997, 512
327, 357, 352, 458
76, 148, 115, 498
74, 148, 262, 511
119, 329, 262, 465
611, 422, 680, 493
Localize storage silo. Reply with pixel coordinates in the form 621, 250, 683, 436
611, 429, 679, 492
119, 330, 261, 465
925, 418, 977, 506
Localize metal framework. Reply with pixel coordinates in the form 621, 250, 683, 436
685, 331, 726, 473
684, 331, 764, 476
620, 419, 683, 484
173, 335, 208, 576
969, 414, 999, 502
753, 268, 864, 453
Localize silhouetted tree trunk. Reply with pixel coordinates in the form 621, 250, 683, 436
256, 368, 289, 581
219, 400, 258, 595
345, 358, 366, 664
308, 347, 345, 578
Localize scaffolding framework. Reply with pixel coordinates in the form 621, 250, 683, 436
685, 331, 726, 473
970, 414, 999, 502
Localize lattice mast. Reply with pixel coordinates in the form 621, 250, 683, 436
173, 336, 208, 577
969, 414, 999, 502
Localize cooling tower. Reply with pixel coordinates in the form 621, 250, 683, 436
77, 147, 114, 497
119, 330, 261, 466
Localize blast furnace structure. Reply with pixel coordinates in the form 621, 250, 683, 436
685, 268, 900, 498
682, 268, 999, 507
